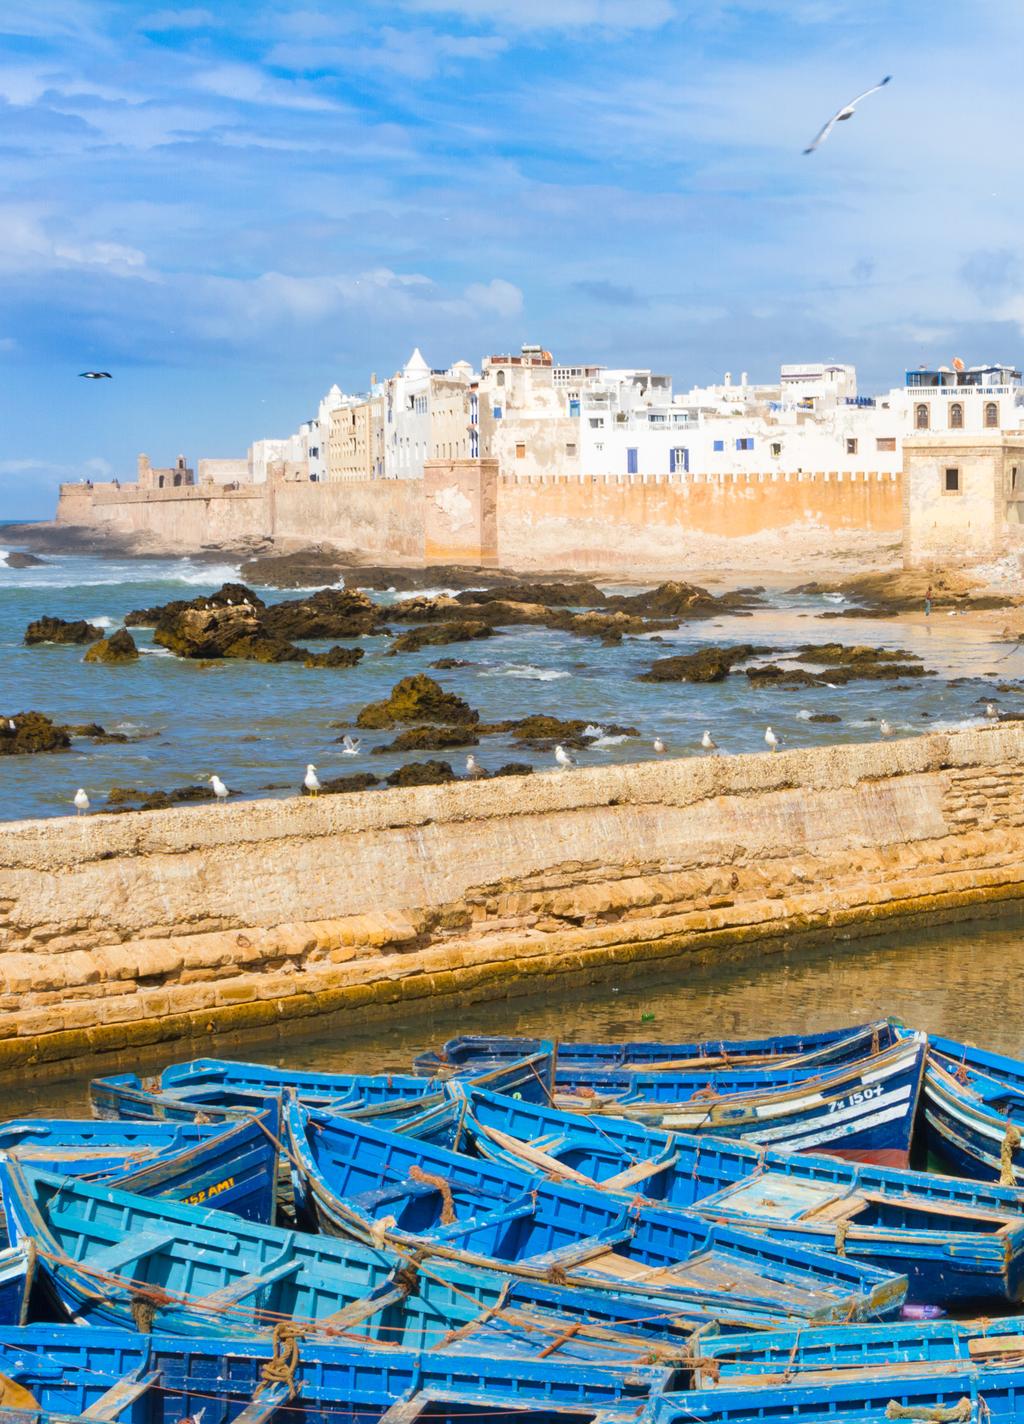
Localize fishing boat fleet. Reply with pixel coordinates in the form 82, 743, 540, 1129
0, 1020, 1023, 1422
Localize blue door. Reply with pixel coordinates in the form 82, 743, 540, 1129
627, 447, 638, 474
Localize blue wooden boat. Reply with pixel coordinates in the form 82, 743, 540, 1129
415, 1020, 898, 1074
286, 1100, 908, 1324
443, 1082, 1024, 1307
0, 1159, 741, 1352
0, 1325, 679, 1424
0, 1246, 30, 1325
553, 1033, 927, 1167
0, 1113, 278, 1223
90, 1049, 552, 1122
900, 1028, 1024, 1186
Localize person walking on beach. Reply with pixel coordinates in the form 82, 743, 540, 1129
924, 585, 933, 617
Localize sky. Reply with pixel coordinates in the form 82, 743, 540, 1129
2, 0, 1024, 518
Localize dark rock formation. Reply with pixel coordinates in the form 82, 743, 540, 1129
456, 581, 607, 608
638, 644, 770, 684
261, 589, 384, 641
491, 762, 534, 778
356, 675, 479, 729
606, 581, 764, 619
83, 628, 139, 664
126, 583, 264, 627
106, 784, 223, 812
481, 714, 639, 750
389, 621, 493, 655
25, 616, 103, 646
385, 760, 457, 787
152, 606, 303, 662
303, 771, 379, 795
371, 726, 480, 755
0, 712, 72, 755
303, 646, 365, 669
239, 548, 349, 588
4, 551, 46, 568
808, 713, 842, 723
747, 644, 931, 688
430, 658, 473, 669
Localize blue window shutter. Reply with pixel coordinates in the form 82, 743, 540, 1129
669, 448, 677, 473
627, 447, 638, 474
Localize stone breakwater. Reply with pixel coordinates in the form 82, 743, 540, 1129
1, 726, 1023, 1075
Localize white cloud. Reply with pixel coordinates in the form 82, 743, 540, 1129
465, 278, 523, 318
400, 0, 674, 29
0, 206, 151, 278
192, 62, 341, 112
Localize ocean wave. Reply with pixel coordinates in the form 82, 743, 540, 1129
590, 734, 629, 748
139, 647, 173, 658
86, 615, 114, 628
480, 664, 570, 682
821, 592, 846, 604
171, 561, 242, 586
796, 709, 813, 720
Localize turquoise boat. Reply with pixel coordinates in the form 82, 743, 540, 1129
286, 1099, 908, 1324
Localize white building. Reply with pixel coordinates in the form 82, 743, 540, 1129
382, 349, 478, 479
898, 363, 1024, 436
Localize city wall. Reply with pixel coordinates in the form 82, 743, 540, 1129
1, 726, 1022, 1075
271, 478, 424, 560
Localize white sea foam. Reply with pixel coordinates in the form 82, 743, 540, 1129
481, 664, 570, 682
822, 592, 846, 604
139, 647, 173, 658
591, 734, 629, 748
796, 709, 814, 720
172, 561, 242, 586
582, 724, 605, 738
86, 616, 114, 628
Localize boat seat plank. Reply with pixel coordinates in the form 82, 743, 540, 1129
81, 1370, 162, 1421
377, 1393, 429, 1424
526, 1232, 630, 1272
230, 1381, 292, 1424
603, 1152, 680, 1191
78, 1232, 179, 1277
968, 1335, 1024, 1359
429, 1197, 536, 1242
317, 1285, 408, 1330
198, 1258, 301, 1309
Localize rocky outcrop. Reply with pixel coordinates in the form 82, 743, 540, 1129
355, 675, 479, 729
302, 771, 379, 796
389, 621, 493, 655
153, 605, 303, 662
638, 644, 769, 683
607, 581, 764, 618
4, 552, 45, 568
481, 714, 639, 750
0, 712, 72, 755
83, 629, 139, 664
303, 646, 365, 669
385, 760, 457, 787
456, 581, 607, 608
24, 617, 103, 646
239, 548, 350, 589
261, 589, 384, 641
371, 726, 480, 755
106, 785, 222, 812
126, 583, 264, 627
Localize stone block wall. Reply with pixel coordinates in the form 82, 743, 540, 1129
1, 727, 1023, 1074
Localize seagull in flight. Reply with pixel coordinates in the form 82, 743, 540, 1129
78, 371, 112, 379
803, 76, 891, 155
340, 734, 361, 755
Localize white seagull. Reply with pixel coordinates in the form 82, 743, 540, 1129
701, 730, 717, 752
554, 744, 577, 769
304, 763, 322, 796
340, 735, 361, 755
803, 76, 892, 155
985, 703, 999, 720
764, 726, 780, 752
879, 719, 894, 738
73, 788, 90, 815
466, 753, 485, 778
209, 774, 229, 800
653, 737, 667, 754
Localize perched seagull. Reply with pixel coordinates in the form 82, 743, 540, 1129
466, 753, 485, 778
701, 730, 717, 752
554, 744, 577, 770
653, 737, 667, 754
209, 774, 229, 800
78, 371, 112, 379
803, 76, 892, 155
764, 726, 780, 753
304, 763, 322, 797
879, 719, 894, 738
340, 734, 361, 755
73, 788, 90, 815
985, 703, 999, 720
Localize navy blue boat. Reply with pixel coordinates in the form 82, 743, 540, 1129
90, 1049, 552, 1122
0, 1324, 677, 1424
0, 1246, 30, 1325
0, 1113, 278, 1223
552, 1033, 927, 1167
286, 1100, 907, 1324
442, 1082, 1024, 1307
0, 1158, 748, 1352
415, 1020, 897, 1074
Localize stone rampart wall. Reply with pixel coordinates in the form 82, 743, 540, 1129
0, 727, 1022, 1074
271, 478, 424, 559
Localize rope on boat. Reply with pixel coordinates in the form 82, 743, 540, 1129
884, 1399, 972, 1422
131, 1298, 157, 1334
256, 1322, 304, 1395
408, 1165, 456, 1225
999, 1122, 1021, 1186
871, 1027, 880, 1057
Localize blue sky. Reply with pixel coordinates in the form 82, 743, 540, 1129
2, 0, 1023, 518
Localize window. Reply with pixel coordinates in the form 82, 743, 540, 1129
492, 406, 502, 420
670, 447, 689, 473
158, 475, 165, 488
627, 447, 638, 474
569, 399, 580, 416
944, 467, 961, 493
915, 403, 930, 430
496, 370, 505, 387
986, 402, 999, 428
736, 437, 754, 451
846, 438, 858, 455
309, 446, 319, 458
594, 442, 604, 452
713, 439, 725, 452
515, 443, 526, 459
589, 418, 604, 428
649, 414, 665, 424
565, 443, 577, 457
770, 442, 782, 457
173, 472, 182, 487
1013, 466, 1020, 492
876, 437, 896, 452
949, 403, 964, 430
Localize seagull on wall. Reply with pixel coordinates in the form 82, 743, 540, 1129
73, 788, 90, 815
803, 76, 892, 155
554, 744, 577, 769
209, 774, 229, 800
764, 726, 780, 752
304, 763, 322, 797
78, 371, 112, 379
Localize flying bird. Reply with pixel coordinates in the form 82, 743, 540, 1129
701, 730, 717, 752
653, 737, 667, 754
340, 734, 361, 755
304, 763, 321, 797
554, 744, 577, 769
764, 726, 780, 752
803, 76, 891, 155
78, 371, 112, 379
73, 788, 90, 815
209, 774, 229, 800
